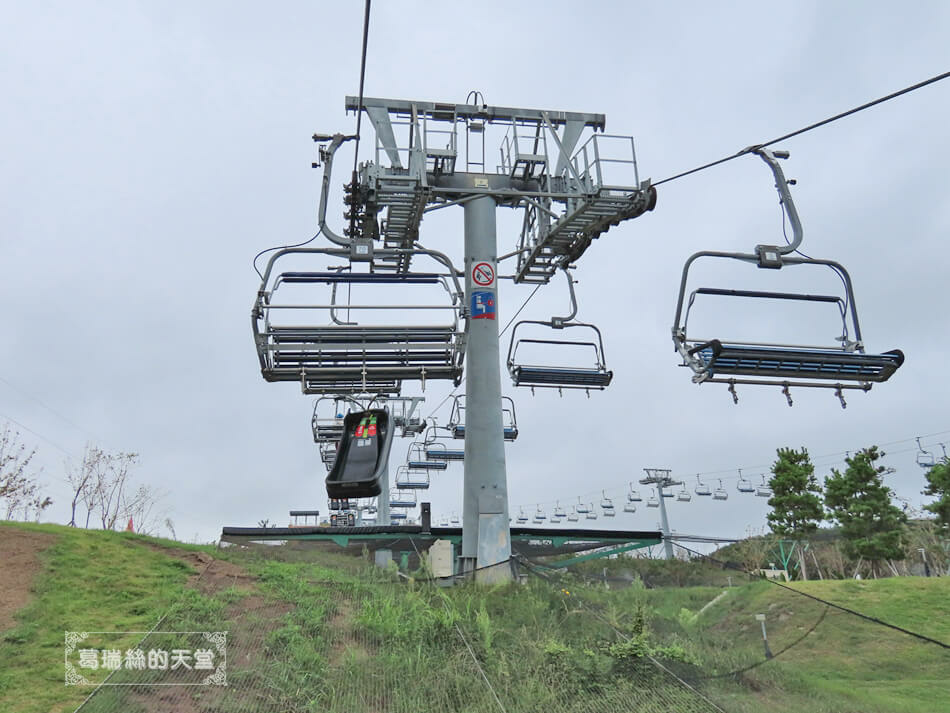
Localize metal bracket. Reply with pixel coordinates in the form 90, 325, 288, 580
782, 383, 793, 407
835, 385, 847, 409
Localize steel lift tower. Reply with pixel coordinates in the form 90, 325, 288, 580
305, 94, 657, 581
640, 468, 682, 560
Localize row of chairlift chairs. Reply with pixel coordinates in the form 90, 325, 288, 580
519, 471, 773, 524
253, 243, 615, 407
256, 147, 903, 447
254, 147, 904, 520
311, 392, 520, 517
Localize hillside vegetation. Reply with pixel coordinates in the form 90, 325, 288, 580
1, 522, 948, 713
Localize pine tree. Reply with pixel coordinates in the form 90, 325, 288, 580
922, 456, 950, 534
767, 447, 824, 580
824, 446, 907, 577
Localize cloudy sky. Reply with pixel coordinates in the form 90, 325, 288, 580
2, 1, 948, 543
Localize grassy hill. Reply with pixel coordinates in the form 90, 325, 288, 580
1, 521, 948, 713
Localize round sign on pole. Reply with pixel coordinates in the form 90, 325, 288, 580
472, 262, 495, 286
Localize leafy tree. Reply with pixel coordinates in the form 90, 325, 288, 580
767, 447, 824, 580
922, 456, 950, 534
824, 447, 907, 576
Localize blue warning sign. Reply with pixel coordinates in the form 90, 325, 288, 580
471, 291, 496, 320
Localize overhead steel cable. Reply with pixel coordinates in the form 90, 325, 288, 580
253, 3, 372, 278
673, 543, 950, 650
351, 0, 372, 176
654, 69, 950, 187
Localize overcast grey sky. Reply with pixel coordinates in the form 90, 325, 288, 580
2, 1, 948, 543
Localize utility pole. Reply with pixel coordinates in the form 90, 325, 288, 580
641, 468, 682, 560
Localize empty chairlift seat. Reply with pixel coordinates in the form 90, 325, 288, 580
389, 487, 417, 509
448, 395, 519, 441
507, 269, 613, 392
395, 465, 430, 490
407, 441, 447, 471
672, 254, 903, 394
507, 321, 613, 391
425, 442, 465, 462
312, 395, 366, 443
253, 247, 465, 396
671, 150, 902, 403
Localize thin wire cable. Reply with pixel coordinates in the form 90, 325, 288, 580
0, 376, 99, 443
513, 427, 950, 513
423, 283, 542, 422
351, 0, 372, 176
0, 412, 75, 458
654, 69, 950, 187
252, 230, 322, 280
700, 606, 830, 680
517, 556, 728, 713
673, 542, 950, 650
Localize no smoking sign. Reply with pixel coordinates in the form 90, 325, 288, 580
472, 262, 495, 286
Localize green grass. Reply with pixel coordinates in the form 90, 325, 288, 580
0, 522, 215, 713
3, 522, 949, 713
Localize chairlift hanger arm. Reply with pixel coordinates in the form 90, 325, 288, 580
751, 147, 802, 254
314, 133, 357, 247
552, 267, 579, 326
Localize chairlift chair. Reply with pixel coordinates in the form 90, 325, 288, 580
567, 507, 579, 522
671, 149, 903, 406
576, 498, 591, 514
425, 443, 464, 461
627, 483, 643, 502
600, 491, 615, 513
390, 510, 408, 521
423, 427, 465, 461
389, 488, 417, 509
553, 501, 567, 519
407, 441, 447, 471
319, 441, 339, 470
737, 470, 755, 494
647, 489, 660, 508
535, 506, 547, 521
312, 396, 360, 443
755, 475, 773, 498
713, 479, 729, 501
676, 487, 692, 503
585, 506, 598, 520
447, 395, 519, 441
507, 269, 613, 392
623, 501, 637, 513
395, 465, 430, 490
253, 247, 466, 396
516, 508, 529, 524
694, 475, 712, 497
450, 513, 460, 526
916, 437, 936, 469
